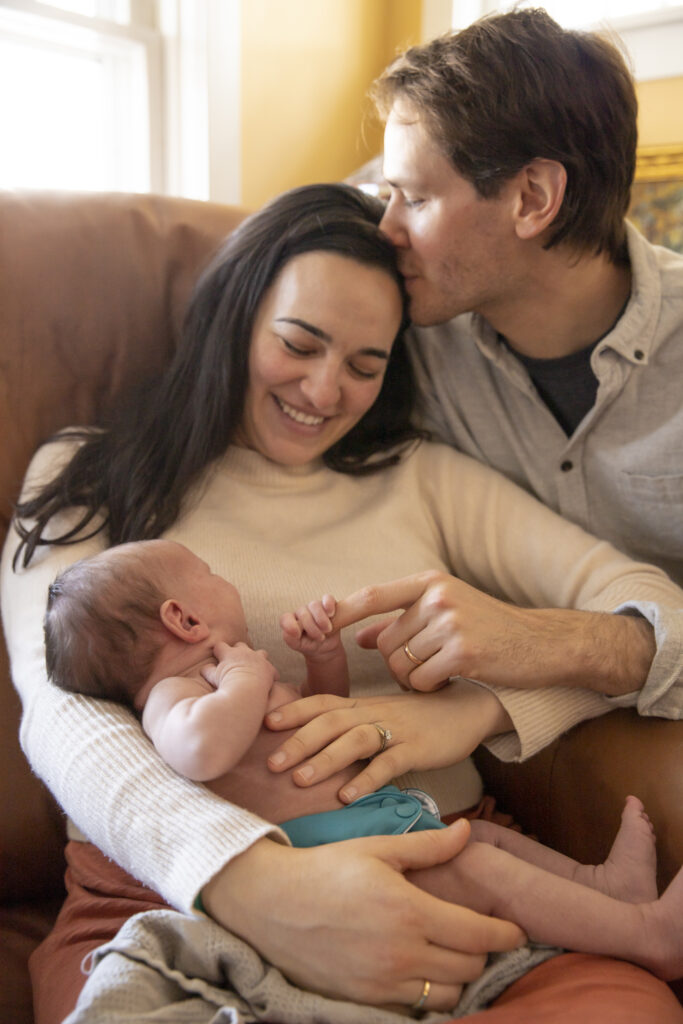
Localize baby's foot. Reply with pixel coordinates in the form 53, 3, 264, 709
575, 796, 658, 903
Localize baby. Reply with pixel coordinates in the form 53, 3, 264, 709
44, 539, 683, 986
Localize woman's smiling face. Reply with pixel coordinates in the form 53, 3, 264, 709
238, 250, 404, 466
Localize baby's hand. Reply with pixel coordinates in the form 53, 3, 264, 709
202, 640, 278, 692
280, 595, 343, 660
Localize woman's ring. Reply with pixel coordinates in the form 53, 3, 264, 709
403, 641, 424, 667
411, 979, 431, 1013
372, 723, 392, 755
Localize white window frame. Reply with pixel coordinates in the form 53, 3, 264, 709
0, 0, 164, 191
0, 0, 241, 201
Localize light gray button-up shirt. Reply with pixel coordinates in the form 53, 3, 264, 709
409, 223, 683, 728
409, 222, 683, 588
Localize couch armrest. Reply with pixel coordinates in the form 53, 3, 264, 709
473, 708, 683, 892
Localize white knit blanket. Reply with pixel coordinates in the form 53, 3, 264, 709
62, 909, 559, 1023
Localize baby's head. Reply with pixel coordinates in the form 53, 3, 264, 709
44, 540, 247, 707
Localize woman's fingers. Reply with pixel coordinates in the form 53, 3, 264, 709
268, 715, 391, 780
337, 752, 406, 803
266, 693, 348, 730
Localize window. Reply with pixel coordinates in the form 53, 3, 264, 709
0, 0, 162, 192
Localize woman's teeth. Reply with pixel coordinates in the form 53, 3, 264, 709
276, 397, 324, 426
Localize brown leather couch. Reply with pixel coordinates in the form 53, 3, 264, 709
1, 189, 681, 1023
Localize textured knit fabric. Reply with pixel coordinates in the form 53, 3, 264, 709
61, 908, 559, 1024
3, 436, 683, 913
408, 224, 683, 587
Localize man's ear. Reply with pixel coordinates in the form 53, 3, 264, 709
512, 158, 566, 241
159, 599, 210, 644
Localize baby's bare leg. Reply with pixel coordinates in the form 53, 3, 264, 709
468, 796, 657, 903
408, 825, 683, 980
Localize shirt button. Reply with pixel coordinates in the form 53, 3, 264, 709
560, 460, 573, 472
395, 803, 417, 819
634, 349, 644, 360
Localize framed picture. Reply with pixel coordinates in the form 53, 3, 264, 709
629, 145, 683, 253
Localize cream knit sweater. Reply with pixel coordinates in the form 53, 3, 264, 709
3, 438, 683, 912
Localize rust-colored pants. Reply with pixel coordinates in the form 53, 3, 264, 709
31, 834, 683, 1024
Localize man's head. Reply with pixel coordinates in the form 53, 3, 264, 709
373, 8, 637, 325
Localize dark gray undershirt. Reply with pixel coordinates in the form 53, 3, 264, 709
511, 341, 599, 436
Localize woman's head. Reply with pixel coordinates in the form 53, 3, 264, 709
175, 182, 414, 469
14, 185, 427, 564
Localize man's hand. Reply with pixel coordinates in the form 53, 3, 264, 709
331, 571, 656, 696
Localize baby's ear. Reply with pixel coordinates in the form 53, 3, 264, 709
159, 599, 210, 644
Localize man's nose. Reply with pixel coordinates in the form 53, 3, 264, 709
379, 200, 409, 248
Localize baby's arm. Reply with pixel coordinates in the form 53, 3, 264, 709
280, 595, 349, 698
142, 641, 278, 781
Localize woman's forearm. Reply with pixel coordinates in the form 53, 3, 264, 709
1, 515, 278, 913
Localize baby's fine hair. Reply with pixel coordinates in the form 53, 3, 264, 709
44, 543, 169, 706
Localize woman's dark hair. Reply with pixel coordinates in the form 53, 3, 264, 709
14, 183, 425, 568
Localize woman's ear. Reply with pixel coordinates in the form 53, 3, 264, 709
512, 158, 567, 241
159, 599, 210, 644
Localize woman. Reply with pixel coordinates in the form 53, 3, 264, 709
3, 184, 682, 1022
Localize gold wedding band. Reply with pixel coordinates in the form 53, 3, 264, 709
403, 641, 424, 667
412, 979, 431, 1014
372, 723, 392, 755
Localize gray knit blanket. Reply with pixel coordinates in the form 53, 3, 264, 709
63, 909, 559, 1023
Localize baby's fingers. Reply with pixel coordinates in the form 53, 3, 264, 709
295, 603, 329, 641
280, 611, 303, 641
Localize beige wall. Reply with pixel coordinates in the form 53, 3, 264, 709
637, 77, 683, 147
239, 0, 421, 208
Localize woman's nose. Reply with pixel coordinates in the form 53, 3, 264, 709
300, 365, 342, 411
379, 199, 409, 248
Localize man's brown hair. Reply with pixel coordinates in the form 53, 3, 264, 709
373, 7, 637, 261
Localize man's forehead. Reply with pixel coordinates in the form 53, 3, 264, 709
382, 110, 445, 189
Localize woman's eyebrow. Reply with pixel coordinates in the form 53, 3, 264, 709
275, 317, 331, 342
276, 316, 390, 360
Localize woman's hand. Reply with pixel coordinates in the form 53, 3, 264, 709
266, 680, 511, 803
202, 826, 525, 1012
333, 571, 655, 696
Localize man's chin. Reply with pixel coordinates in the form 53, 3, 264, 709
408, 302, 457, 328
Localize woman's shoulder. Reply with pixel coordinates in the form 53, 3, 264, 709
405, 437, 496, 476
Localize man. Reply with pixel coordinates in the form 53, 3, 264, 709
373, 7, 683, 586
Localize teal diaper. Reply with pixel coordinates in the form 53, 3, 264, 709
280, 785, 444, 847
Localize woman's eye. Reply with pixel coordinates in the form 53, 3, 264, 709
405, 197, 425, 209
282, 338, 314, 357
349, 363, 381, 380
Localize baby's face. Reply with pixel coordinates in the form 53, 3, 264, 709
156, 541, 249, 644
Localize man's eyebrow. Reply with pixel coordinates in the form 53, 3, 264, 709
276, 317, 332, 342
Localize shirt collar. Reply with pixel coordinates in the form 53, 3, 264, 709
472, 222, 661, 369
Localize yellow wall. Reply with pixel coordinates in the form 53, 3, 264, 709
637, 77, 683, 147
240, 0, 421, 208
